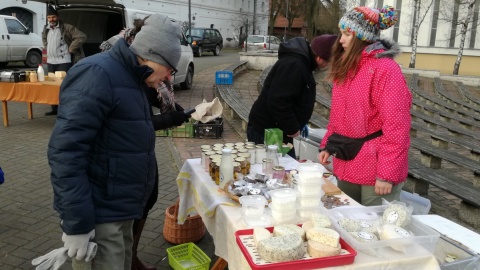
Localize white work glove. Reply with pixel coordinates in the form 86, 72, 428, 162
31, 242, 97, 270
62, 229, 95, 260
31, 247, 68, 270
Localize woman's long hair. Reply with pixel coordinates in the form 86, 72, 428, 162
327, 35, 370, 85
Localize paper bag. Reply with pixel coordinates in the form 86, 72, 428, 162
191, 97, 223, 123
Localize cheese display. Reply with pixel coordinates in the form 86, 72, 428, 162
307, 239, 341, 258
273, 224, 306, 240
349, 231, 379, 242
301, 220, 315, 232
257, 233, 305, 262
338, 218, 361, 232
382, 203, 411, 227
311, 213, 332, 228
358, 218, 381, 234
378, 224, 415, 252
306, 227, 340, 248
253, 227, 271, 245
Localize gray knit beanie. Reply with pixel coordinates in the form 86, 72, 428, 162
130, 14, 182, 70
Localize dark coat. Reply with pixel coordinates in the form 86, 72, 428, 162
248, 37, 318, 143
47, 39, 156, 234
42, 20, 86, 64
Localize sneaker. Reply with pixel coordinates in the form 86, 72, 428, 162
45, 110, 58, 116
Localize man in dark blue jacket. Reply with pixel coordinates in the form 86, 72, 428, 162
47, 14, 188, 269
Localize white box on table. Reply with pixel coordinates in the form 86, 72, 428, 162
328, 205, 440, 257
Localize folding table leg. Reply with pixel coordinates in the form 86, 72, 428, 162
2, 101, 8, 127
211, 257, 228, 270
28, 102, 33, 119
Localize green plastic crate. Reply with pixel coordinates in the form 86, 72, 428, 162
171, 121, 194, 138
156, 129, 171, 137
167, 242, 211, 270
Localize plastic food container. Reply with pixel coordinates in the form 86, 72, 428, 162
167, 242, 211, 270
239, 195, 267, 216
399, 191, 431, 215
296, 182, 324, 196
329, 205, 440, 257
297, 194, 323, 207
271, 209, 297, 223
268, 188, 299, 208
296, 163, 326, 184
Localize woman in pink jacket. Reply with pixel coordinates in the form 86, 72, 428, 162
318, 6, 412, 206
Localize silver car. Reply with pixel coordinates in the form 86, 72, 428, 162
243, 35, 281, 51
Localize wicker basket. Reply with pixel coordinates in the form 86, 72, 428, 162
163, 201, 206, 244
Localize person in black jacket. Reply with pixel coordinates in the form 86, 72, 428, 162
247, 35, 337, 157
47, 14, 188, 269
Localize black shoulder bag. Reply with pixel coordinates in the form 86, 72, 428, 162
325, 130, 383, 161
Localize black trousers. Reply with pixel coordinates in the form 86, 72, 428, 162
47, 62, 73, 112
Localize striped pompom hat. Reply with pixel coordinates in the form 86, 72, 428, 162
339, 5, 398, 43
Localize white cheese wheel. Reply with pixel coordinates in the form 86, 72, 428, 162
273, 224, 305, 240
301, 220, 315, 232
307, 239, 341, 258
257, 234, 305, 262
305, 227, 339, 248
311, 213, 332, 228
253, 227, 271, 245
378, 224, 414, 252
358, 218, 381, 234
382, 204, 411, 227
349, 231, 379, 242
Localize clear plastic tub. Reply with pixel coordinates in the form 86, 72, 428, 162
297, 206, 323, 219
239, 195, 267, 216
297, 194, 323, 207
271, 208, 297, 223
296, 163, 325, 184
268, 188, 298, 208
400, 191, 431, 215
296, 182, 323, 196
329, 205, 440, 257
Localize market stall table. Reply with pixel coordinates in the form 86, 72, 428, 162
0, 80, 61, 126
176, 157, 440, 270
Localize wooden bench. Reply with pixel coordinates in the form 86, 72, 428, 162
214, 61, 250, 131
456, 81, 480, 108
433, 77, 480, 116
409, 74, 480, 122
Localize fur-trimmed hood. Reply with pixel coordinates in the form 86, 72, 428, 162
365, 39, 401, 59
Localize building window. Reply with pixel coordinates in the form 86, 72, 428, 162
429, 0, 441, 47
449, 1, 460, 48
393, 0, 401, 42
469, 3, 479, 48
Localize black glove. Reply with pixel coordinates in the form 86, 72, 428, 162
170, 111, 190, 126
174, 102, 184, 112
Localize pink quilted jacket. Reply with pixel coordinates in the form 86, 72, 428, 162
320, 40, 412, 186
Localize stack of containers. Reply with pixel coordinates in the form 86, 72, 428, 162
268, 188, 299, 224
295, 163, 326, 221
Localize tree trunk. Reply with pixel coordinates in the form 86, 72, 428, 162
409, 0, 421, 68
453, 0, 475, 75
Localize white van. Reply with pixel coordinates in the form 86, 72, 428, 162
0, 15, 43, 68
30, 0, 195, 89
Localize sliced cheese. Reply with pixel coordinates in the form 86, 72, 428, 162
253, 227, 271, 245
257, 234, 305, 262
307, 239, 341, 258
273, 224, 305, 240
305, 227, 339, 248
301, 220, 315, 232
311, 213, 331, 228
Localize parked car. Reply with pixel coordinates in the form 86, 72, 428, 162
186, 28, 223, 57
0, 15, 43, 68
243, 35, 281, 51
29, 0, 194, 89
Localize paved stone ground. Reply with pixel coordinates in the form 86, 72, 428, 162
1, 63, 479, 270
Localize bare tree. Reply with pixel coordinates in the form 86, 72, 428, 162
278, 0, 303, 36
268, 0, 283, 35
408, 0, 435, 68
439, 0, 479, 74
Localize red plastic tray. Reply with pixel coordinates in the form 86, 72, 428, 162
235, 226, 357, 270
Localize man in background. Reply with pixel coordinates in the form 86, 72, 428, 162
42, 6, 86, 116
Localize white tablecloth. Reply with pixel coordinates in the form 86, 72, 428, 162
175, 158, 440, 270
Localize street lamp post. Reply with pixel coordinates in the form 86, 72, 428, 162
283, 0, 288, 41
188, 0, 191, 37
